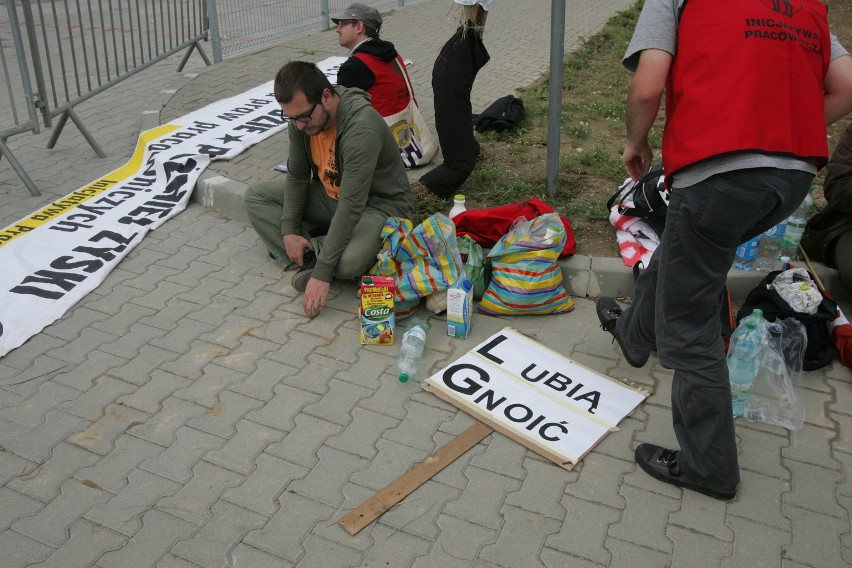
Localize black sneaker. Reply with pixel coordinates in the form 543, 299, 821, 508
596, 297, 650, 368
635, 443, 737, 501
291, 250, 316, 292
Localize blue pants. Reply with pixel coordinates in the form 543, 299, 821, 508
618, 167, 812, 487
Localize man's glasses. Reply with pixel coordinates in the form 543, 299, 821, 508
280, 101, 318, 124
336, 19, 357, 28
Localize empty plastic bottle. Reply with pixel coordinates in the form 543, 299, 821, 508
733, 235, 761, 271
448, 194, 467, 219
754, 222, 786, 272
778, 190, 813, 262
728, 309, 765, 417
397, 318, 428, 383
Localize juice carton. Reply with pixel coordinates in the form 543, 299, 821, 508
447, 278, 473, 339
360, 275, 396, 345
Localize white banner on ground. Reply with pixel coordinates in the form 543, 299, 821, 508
0, 57, 346, 358
423, 328, 647, 468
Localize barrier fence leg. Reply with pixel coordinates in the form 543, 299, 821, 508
0, 137, 41, 196
178, 41, 212, 72
47, 109, 106, 158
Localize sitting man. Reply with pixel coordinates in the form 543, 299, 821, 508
332, 3, 413, 118
802, 119, 852, 292
244, 61, 413, 318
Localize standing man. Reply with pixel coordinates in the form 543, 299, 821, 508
244, 61, 413, 318
596, 0, 852, 500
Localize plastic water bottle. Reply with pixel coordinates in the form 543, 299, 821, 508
778, 191, 813, 262
754, 222, 786, 272
397, 318, 428, 383
728, 309, 764, 417
733, 235, 761, 271
449, 194, 467, 219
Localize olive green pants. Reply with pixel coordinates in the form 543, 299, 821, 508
244, 179, 387, 279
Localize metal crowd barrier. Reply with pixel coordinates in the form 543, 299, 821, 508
1, 0, 210, 196
207, 0, 413, 61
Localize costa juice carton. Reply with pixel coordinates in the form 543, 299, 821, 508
447, 278, 474, 339
360, 275, 396, 345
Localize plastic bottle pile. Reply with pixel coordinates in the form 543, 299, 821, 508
733, 188, 813, 271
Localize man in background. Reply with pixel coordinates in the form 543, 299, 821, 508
332, 3, 414, 119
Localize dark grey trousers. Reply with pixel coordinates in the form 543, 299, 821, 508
618, 167, 812, 487
244, 179, 388, 279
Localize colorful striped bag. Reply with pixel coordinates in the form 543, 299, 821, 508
478, 213, 575, 315
369, 214, 466, 319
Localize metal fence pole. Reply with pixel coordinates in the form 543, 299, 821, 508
8, 1, 43, 131
321, 0, 331, 31
546, 0, 566, 198
206, 0, 223, 63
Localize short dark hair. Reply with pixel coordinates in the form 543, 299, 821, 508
274, 61, 334, 104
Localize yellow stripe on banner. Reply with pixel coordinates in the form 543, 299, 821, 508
0, 124, 183, 249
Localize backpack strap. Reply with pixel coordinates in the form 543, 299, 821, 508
607, 167, 664, 217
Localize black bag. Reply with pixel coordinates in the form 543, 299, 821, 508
737, 270, 837, 371
607, 164, 669, 237
473, 95, 526, 133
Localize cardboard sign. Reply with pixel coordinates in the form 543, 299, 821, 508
423, 327, 647, 468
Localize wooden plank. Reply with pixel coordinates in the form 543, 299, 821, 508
338, 421, 494, 535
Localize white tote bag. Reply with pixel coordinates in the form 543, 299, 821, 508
385, 60, 437, 168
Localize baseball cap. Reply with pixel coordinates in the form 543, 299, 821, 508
331, 3, 382, 31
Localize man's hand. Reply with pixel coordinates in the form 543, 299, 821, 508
283, 234, 312, 266
623, 142, 654, 182
302, 277, 330, 318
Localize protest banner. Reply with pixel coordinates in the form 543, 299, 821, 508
423, 327, 648, 468
0, 57, 346, 358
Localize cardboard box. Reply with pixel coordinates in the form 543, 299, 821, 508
360, 275, 395, 345
447, 279, 473, 339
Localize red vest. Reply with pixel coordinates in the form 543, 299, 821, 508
352, 53, 413, 116
663, 0, 831, 180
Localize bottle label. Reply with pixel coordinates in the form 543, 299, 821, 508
406, 326, 427, 342
763, 223, 786, 239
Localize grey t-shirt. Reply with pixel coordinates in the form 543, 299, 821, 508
624, 0, 849, 188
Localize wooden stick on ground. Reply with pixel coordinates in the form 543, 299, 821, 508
338, 421, 494, 535
798, 244, 828, 291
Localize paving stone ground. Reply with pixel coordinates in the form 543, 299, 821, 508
1, 1, 851, 566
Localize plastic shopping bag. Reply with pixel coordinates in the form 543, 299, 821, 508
478, 213, 574, 315
370, 214, 465, 320
457, 235, 487, 300
742, 317, 807, 431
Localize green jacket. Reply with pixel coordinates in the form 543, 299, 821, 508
802, 120, 852, 267
281, 86, 413, 282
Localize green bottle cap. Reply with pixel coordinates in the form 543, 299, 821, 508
399, 373, 409, 383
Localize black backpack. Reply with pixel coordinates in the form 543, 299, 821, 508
607, 164, 669, 237
473, 95, 526, 133
737, 270, 837, 371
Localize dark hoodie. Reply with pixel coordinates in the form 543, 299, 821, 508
337, 38, 399, 92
